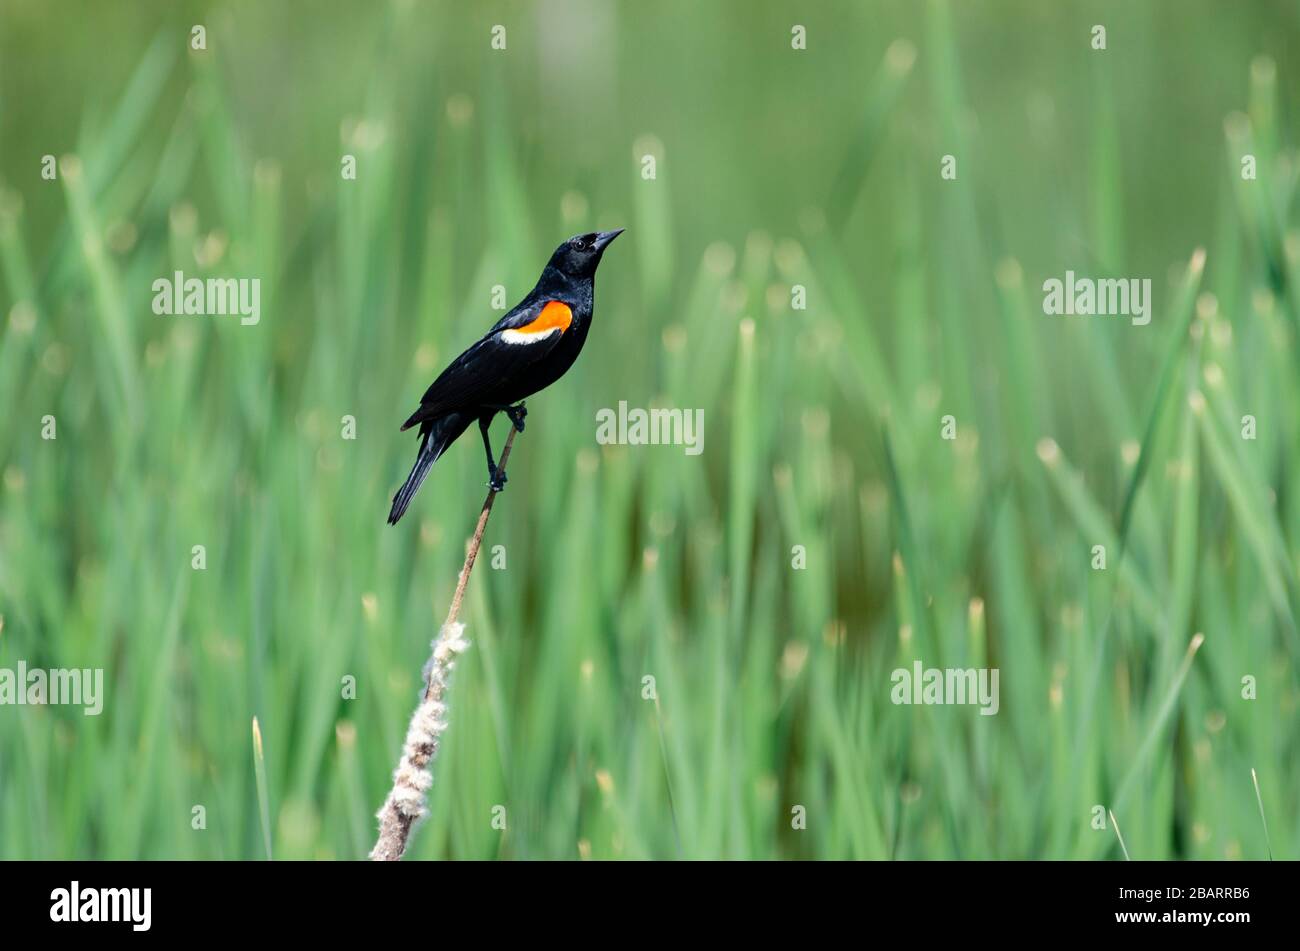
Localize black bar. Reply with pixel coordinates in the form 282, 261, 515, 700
4, 859, 1284, 937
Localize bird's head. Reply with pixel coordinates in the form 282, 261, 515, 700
549, 229, 624, 278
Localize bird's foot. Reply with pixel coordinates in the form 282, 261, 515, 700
487, 465, 508, 492
506, 403, 527, 433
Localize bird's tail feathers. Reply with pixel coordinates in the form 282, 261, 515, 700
387, 413, 469, 524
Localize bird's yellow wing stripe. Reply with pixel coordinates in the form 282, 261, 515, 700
515, 300, 572, 335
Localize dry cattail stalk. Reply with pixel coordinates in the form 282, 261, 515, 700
370, 423, 519, 861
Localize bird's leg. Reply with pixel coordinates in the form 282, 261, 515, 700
484, 402, 528, 433
478, 415, 507, 492
505, 402, 527, 433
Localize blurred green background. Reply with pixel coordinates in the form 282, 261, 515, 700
1, 0, 1298, 860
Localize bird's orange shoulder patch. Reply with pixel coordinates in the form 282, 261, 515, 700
518, 300, 572, 335
500, 300, 573, 345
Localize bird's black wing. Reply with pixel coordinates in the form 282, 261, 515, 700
400, 298, 570, 430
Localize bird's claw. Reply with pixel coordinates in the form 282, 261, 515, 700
506, 404, 527, 433
487, 466, 508, 492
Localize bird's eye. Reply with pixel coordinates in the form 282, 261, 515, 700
577, 233, 596, 250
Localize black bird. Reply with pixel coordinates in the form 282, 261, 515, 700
388, 229, 624, 524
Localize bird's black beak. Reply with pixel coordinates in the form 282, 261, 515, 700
593, 228, 625, 251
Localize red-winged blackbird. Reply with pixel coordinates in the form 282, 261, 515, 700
388, 229, 624, 524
